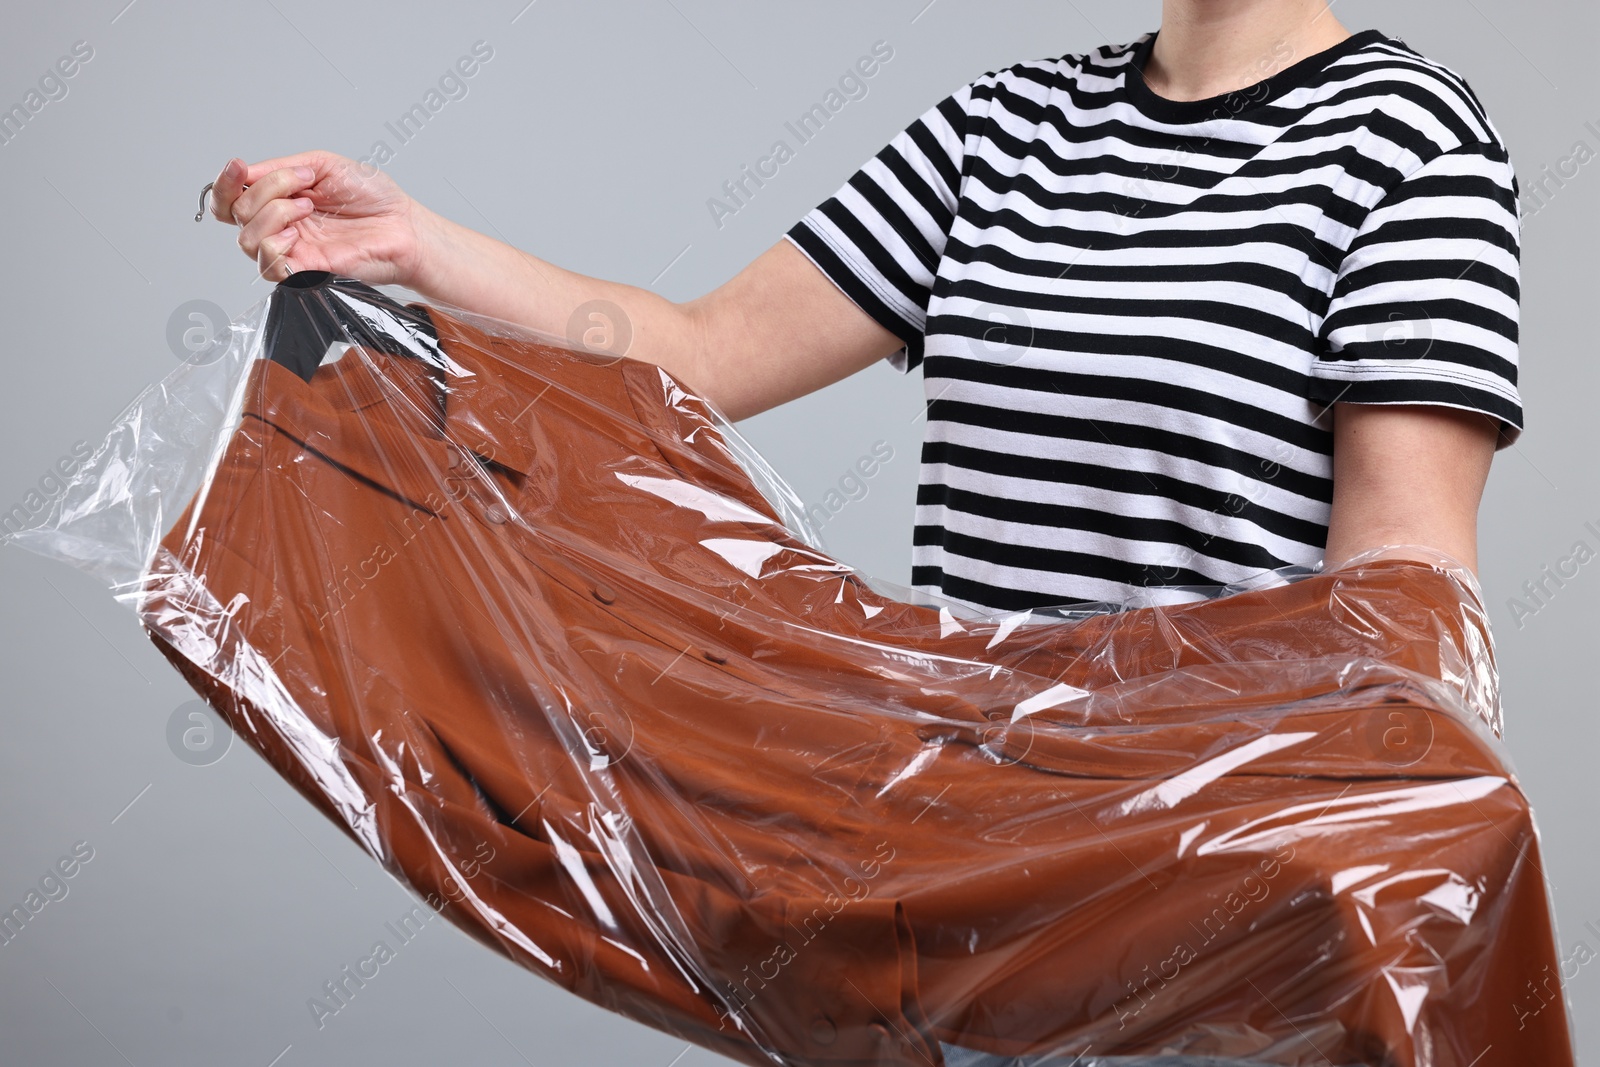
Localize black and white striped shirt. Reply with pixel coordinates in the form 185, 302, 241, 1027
784, 28, 1522, 613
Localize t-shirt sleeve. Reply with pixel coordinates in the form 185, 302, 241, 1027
1309, 136, 1524, 448
784, 79, 981, 374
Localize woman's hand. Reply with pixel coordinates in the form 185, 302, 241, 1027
207, 150, 426, 286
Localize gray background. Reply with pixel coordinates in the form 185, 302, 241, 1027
0, 1, 1593, 1064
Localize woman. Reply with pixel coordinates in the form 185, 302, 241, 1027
201, 9, 1525, 1061
206, 0, 1520, 621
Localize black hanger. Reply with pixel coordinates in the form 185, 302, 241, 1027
262, 270, 448, 383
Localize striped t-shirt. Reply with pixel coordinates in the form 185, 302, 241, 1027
784, 28, 1522, 614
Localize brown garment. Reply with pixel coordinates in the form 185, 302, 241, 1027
136, 294, 1573, 1067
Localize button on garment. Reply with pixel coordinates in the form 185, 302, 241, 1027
133, 290, 1573, 1067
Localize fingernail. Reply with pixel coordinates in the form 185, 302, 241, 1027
295, 165, 315, 181
225, 158, 241, 177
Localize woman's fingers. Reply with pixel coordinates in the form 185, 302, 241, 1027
211, 151, 326, 224
258, 227, 301, 281
231, 165, 318, 229
208, 157, 248, 224
235, 197, 315, 260
239, 150, 326, 188
209, 150, 345, 279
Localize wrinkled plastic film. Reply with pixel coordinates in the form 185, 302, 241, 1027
4, 273, 1574, 1067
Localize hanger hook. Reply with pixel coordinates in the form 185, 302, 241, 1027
195, 179, 250, 223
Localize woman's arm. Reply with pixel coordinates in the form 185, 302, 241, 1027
407, 208, 904, 423
1321, 402, 1501, 574
211, 151, 903, 423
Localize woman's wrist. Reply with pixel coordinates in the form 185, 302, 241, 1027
396, 200, 561, 331
398, 198, 456, 296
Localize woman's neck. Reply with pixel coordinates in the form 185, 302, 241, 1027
1143, 0, 1353, 101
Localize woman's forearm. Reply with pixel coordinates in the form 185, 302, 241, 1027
398, 201, 902, 424
404, 202, 709, 393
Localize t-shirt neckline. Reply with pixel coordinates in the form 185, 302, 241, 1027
1123, 27, 1389, 123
